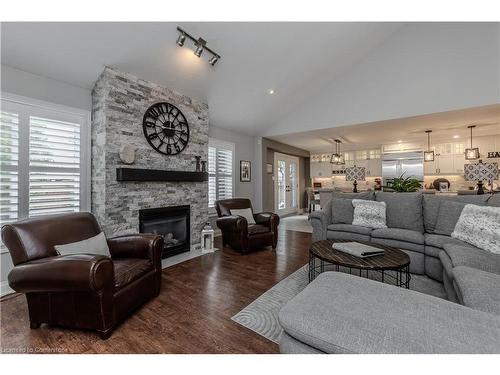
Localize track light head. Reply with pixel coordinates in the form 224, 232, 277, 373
194, 38, 206, 58
208, 55, 219, 66
176, 33, 186, 47
194, 45, 204, 57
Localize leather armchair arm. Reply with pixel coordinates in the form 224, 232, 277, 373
107, 234, 163, 264
8, 254, 114, 293
216, 215, 248, 232
254, 212, 280, 228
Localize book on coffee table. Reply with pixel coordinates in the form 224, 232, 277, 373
332, 242, 385, 258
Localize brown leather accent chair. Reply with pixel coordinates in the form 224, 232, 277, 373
1, 212, 163, 339
215, 198, 279, 254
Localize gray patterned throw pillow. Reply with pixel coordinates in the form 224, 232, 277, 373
451, 204, 500, 254
352, 199, 387, 229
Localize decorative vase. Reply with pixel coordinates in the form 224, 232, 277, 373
195, 156, 201, 172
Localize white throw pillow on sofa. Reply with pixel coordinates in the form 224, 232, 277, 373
451, 204, 500, 254
351, 199, 387, 229
54, 232, 111, 257
230, 208, 256, 225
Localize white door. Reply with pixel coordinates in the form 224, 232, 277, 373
274, 153, 300, 215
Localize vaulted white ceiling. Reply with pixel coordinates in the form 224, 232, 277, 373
1, 22, 403, 135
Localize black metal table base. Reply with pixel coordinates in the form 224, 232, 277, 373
308, 252, 411, 288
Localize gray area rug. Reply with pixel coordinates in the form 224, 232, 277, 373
231, 264, 446, 344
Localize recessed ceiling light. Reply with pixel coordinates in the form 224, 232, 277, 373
268, 89, 275, 95
453, 135, 460, 139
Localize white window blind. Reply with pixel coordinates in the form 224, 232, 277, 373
0, 95, 90, 237
0, 111, 19, 226
29, 116, 81, 216
208, 139, 234, 208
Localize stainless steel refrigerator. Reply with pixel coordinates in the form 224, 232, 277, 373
382, 151, 424, 187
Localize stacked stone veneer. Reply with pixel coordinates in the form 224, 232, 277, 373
91, 67, 208, 249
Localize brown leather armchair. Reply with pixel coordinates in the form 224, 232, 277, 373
215, 198, 279, 253
1, 212, 163, 339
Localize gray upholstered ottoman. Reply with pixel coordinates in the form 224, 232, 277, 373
278, 272, 500, 354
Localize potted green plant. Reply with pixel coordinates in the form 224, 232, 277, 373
390, 173, 422, 192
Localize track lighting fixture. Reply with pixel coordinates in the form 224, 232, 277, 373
176, 27, 221, 66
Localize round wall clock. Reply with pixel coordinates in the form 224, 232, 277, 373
142, 102, 190, 155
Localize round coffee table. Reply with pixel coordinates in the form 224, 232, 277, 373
309, 239, 411, 288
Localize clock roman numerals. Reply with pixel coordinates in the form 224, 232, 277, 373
142, 102, 190, 156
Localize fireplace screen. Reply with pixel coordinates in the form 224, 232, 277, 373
139, 205, 190, 259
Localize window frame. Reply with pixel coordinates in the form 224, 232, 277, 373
1, 93, 91, 252
208, 138, 235, 212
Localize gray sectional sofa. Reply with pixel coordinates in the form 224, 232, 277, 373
279, 191, 500, 353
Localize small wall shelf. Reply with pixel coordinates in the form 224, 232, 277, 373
116, 168, 208, 182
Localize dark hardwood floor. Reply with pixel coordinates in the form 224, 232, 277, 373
0, 230, 311, 354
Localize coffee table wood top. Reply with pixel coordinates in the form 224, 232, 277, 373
310, 240, 410, 270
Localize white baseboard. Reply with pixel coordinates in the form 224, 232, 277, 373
1, 280, 14, 297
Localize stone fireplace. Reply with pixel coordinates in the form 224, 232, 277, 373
91, 67, 209, 249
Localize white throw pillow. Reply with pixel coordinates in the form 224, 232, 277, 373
451, 204, 500, 254
230, 208, 256, 225
54, 232, 111, 257
351, 199, 387, 229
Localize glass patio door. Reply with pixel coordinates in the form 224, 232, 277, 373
274, 152, 300, 215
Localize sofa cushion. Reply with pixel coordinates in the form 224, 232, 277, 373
327, 224, 372, 235
371, 228, 424, 244
487, 193, 500, 207
278, 272, 500, 353
326, 231, 370, 242
434, 200, 467, 236
375, 192, 424, 232
424, 233, 474, 251
113, 258, 153, 289
370, 237, 424, 253
453, 266, 500, 316
331, 198, 354, 224
332, 191, 374, 200
443, 244, 500, 275
423, 194, 489, 233
439, 250, 454, 280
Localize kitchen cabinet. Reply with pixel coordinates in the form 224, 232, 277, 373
310, 148, 382, 178
424, 153, 466, 175
383, 142, 422, 153
423, 141, 466, 175
355, 159, 382, 176
310, 161, 333, 178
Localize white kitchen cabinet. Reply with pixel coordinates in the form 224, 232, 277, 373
424, 159, 437, 175
453, 154, 465, 174
424, 153, 466, 175
310, 162, 333, 178
310, 162, 321, 178
367, 159, 382, 176
437, 154, 454, 174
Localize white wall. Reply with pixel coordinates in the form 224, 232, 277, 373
208, 124, 257, 203
265, 23, 500, 136
1, 65, 91, 111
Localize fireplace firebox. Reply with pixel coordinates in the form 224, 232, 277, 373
139, 205, 190, 259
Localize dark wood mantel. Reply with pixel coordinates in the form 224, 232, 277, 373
116, 168, 208, 182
